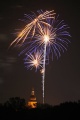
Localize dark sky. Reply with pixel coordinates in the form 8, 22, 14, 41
0, 0, 80, 106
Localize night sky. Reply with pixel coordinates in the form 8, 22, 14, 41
0, 0, 80, 106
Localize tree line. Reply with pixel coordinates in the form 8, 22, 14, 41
0, 97, 80, 119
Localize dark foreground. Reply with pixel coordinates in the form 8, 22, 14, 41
0, 100, 80, 119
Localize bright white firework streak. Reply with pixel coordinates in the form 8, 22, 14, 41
42, 43, 47, 104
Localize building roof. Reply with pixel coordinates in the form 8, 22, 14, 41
29, 88, 37, 102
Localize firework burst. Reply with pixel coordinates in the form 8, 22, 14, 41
10, 10, 71, 104
10, 10, 56, 47
24, 50, 44, 72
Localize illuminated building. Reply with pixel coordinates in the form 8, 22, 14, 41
27, 88, 37, 108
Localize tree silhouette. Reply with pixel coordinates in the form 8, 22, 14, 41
4, 97, 26, 111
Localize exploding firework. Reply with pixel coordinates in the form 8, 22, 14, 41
10, 10, 71, 104
10, 10, 56, 47
20, 16, 70, 58
24, 50, 44, 72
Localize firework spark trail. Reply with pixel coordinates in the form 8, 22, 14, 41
10, 10, 56, 47
41, 33, 52, 104
42, 43, 47, 104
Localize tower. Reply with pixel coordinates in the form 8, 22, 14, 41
27, 88, 37, 108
